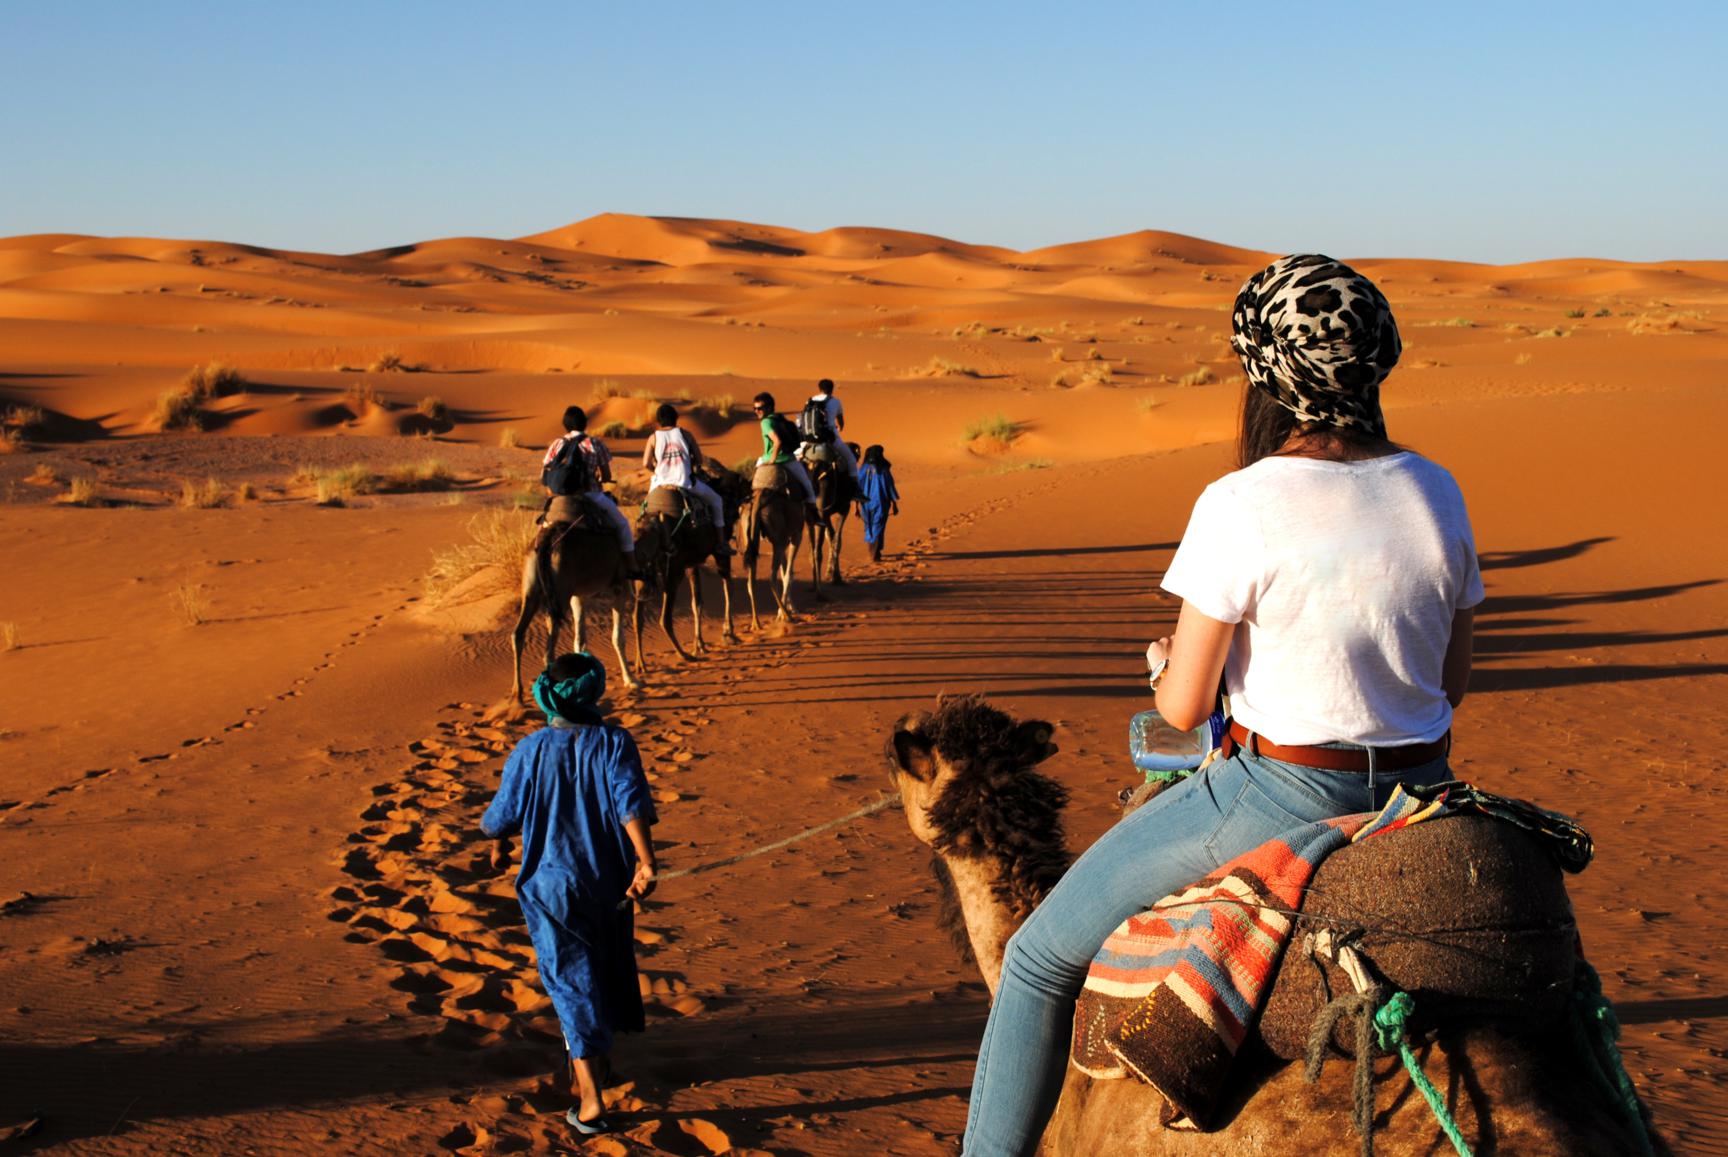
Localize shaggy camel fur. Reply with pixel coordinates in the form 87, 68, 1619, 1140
886, 695, 1662, 1156
509, 518, 639, 701
743, 482, 806, 630
805, 452, 854, 591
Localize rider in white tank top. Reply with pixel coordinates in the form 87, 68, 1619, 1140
650, 427, 693, 490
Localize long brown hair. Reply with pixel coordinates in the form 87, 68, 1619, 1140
1236, 384, 1402, 468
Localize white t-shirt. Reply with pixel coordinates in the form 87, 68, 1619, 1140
811, 392, 843, 432
650, 427, 693, 490
1160, 452, 1484, 747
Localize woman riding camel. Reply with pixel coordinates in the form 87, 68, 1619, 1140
960, 254, 1485, 1155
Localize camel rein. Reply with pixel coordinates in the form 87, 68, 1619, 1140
620, 793, 902, 906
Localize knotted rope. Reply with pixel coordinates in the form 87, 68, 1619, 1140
1568, 960, 1657, 1157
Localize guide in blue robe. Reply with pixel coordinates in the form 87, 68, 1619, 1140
482, 721, 657, 1056
856, 445, 900, 552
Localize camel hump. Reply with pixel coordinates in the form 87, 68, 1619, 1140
1258, 814, 1579, 1060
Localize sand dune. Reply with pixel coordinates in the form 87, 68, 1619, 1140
1, 213, 1726, 1155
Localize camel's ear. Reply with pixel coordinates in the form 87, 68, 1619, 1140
1014, 720, 1059, 765
890, 726, 937, 782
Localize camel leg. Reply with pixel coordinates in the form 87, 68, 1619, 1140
809, 521, 829, 603
831, 514, 848, 584
775, 540, 798, 622
509, 568, 543, 703
717, 559, 737, 643
570, 594, 585, 657
609, 603, 638, 689
659, 574, 695, 662
629, 588, 648, 675
782, 532, 801, 618
744, 522, 763, 633
677, 566, 698, 656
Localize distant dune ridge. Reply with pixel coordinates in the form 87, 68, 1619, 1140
0, 212, 1723, 465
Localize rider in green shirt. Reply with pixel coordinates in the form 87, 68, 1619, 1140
752, 392, 817, 506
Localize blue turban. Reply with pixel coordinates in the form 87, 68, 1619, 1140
531, 652, 606, 726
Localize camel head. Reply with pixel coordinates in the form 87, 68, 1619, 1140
887, 695, 1074, 970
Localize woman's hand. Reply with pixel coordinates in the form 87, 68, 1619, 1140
626, 861, 658, 901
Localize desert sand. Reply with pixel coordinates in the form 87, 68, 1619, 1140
1, 214, 1725, 1154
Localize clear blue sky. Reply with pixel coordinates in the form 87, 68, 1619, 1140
4, 1, 1722, 263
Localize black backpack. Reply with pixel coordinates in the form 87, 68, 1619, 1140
542, 435, 594, 495
798, 397, 836, 444
768, 412, 805, 454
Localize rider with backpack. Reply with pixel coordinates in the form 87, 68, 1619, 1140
798, 378, 858, 479
542, 405, 640, 577
751, 392, 819, 513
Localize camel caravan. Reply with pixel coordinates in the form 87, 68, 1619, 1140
510, 385, 863, 697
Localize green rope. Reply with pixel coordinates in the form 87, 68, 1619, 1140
1568, 962, 1657, 1157
1372, 991, 1474, 1157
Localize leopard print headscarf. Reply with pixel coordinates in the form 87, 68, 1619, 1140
1230, 254, 1401, 437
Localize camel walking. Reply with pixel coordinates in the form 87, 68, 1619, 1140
742, 470, 805, 630
805, 452, 853, 593
509, 512, 640, 701
633, 465, 748, 660
886, 695, 1662, 1156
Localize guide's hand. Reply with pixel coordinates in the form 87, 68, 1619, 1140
489, 841, 511, 873
626, 862, 658, 901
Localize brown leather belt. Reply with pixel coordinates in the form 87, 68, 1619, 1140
1224, 719, 1449, 772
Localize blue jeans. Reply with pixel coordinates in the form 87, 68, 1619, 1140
961, 746, 1451, 1156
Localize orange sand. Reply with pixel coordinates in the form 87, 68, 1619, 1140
1, 215, 1726, 1154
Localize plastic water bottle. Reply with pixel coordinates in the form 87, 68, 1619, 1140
1129, 709, 1224, 774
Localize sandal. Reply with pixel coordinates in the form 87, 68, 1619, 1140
566, 1108, 612, 1135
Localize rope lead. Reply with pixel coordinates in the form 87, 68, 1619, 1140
1372, 991, 1474, 1157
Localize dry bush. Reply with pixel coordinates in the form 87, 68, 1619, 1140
599, 420, 628, 439
345, 381, 383, 408
592, 379, 626, 400
1564, 308, 1586, 319
1593, 307, 1612, 318
62, 476, 98, 506
1626, 311, 1703, 335
294, 463, 377, 506
183, 361, 245, 397
699, 394, 736, 415
1078, 363, 1114, 386
1179, 366, 1217, 387
1, 622, 17, 652
1137, 395, 1161, 413
1086, 346, 1104, 361
179, 477, 228, 508
1050, 371, 1072, 388
371, 351, 416, 373
498, 427, 522, 449
235, 481, 257, 502
1125, 316, 1146, 327
380, 458, 455, 491
417, 395, 449, 422
0, 429, 20, 455
1532, 327, 1569, 339
151, 386, 206, 431
5, 404, 45, 434
424, 509, 538, 602
27, 464, 58, 485
172, 582, 209, 626
917, 357, 983, 378
1514, 353, 1534, 366
963, 412, 1016, 446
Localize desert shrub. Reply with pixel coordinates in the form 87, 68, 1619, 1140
151, 386, 206, 431
172, 582, 209, 626
1514, 353, 1534, 365
1137, 395, 1161, 413
1050, 371, 1072, 388
591, 379, 626, 400
179, 477, 228, 508
417, 395, 449, 422
1078, 363, 1114, 387
380, 458, 454, 491
985, 458, 1053, 475
0, 622, 17, 652
345, 381, 383, 408
1626, 311, 1702, 335
1533, 327, 1568, 339
62, 476, 98, 506
1125, 316, 1146, 326
1179, 366, 1217, 387
0, 429, 19, 455
599, 420, 628, 439
5, 404, 45, 434
1564, 308, 1586, 319
1086, 346, 1104, 361
964, 412, 1016, 446
1049, 346, 1066, 362
498, 427, 522, 449
1593, 307, 1612, 318
27, 464, 57, 485
296, 463, 377, 506
183, 361, 245, 397
371, 351, 415, 373
235, 481, 257, 502
919, 357, 982, 378
700, 393, 736, 415
423, 509, 538, 602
